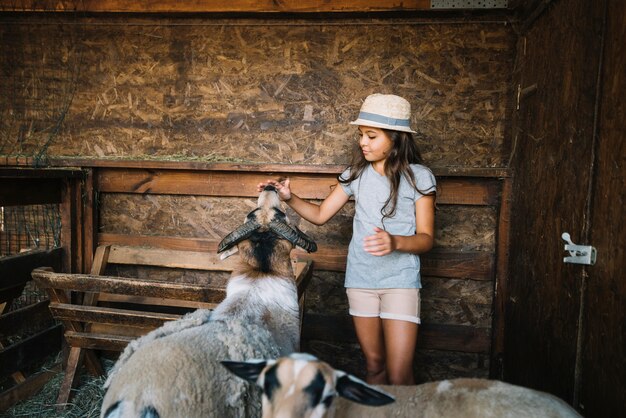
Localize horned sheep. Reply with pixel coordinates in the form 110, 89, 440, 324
224, 353, 583, 418
100, 185, 317, 418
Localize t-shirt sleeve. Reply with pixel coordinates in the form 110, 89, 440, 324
338, 168, 354, 197
413, 166, 436, 201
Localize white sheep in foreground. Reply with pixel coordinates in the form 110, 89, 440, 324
100, 185, 317, 418
223, 353, 583, 418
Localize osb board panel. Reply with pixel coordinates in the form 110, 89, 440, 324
581, 0, 626, 415
98, 194, 351, 246
0, 16, 514, 167
421, 276, 493, 327
504, 0, 603, 404
435, 205, 496, 251
305, 340, 489, 382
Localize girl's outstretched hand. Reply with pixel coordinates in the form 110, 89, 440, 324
363, 227, 396, 256
257, 178, 292, 201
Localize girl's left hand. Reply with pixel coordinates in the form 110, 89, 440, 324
363, 227, 396, 256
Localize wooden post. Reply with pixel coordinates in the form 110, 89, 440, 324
490, 176, 512, 379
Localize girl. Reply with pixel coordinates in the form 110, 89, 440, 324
258, 93, 436, 385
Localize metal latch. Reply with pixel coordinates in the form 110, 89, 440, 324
562, 232, 597, 265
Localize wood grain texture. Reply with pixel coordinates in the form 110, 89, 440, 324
0, 0, 431, 13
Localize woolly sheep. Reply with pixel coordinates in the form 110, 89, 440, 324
100, 186, 317, 418
223, 353, 583, 418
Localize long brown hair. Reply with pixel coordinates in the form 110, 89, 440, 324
338, 129, 433, 223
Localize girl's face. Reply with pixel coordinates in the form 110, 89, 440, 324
357, 126, 393, 164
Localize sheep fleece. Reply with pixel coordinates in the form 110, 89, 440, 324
100, 318, 281, 418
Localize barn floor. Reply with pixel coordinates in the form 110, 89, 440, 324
3, 358, 110, 418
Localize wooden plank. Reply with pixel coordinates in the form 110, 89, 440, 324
49, 302, 182, 328
96, 294, 218, 310
0, 300, 52, 337
0, 363, 62, 413
294, 260, 313, 300
0, 248, 62, 289
81, 168, 96, 274
63, 331, 134, 351
60, 178, 76, 273
0, 0, 432, 13
98, 235, 495, 279
106, 245, 237, 271
581, 1, 626, 414
0, 168, 83, 179
490, 176, 512, 378
0, 325, 62, 377
0, 178, 62, 206
3, 158, 512, 179
96, 168, 501, 205
302, 313, 490, 353
31, 269, 227, 303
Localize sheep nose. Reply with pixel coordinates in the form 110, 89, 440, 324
263, 185, 277, 192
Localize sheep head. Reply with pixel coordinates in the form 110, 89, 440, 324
217, 185, 317, 273
221, 353, 395, 418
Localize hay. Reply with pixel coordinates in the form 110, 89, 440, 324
3, 359, 112, 418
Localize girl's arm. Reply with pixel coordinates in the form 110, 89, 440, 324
363, 194, 435, 256
258, 178, 350, 226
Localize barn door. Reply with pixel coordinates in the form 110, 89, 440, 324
576, 1, 626, 415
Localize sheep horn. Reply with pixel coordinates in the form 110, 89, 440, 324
268, 221, 318, 253
217, 220, 262, 253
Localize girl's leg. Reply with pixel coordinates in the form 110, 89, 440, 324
382, 319, 418, 385
352, 316, 388, 384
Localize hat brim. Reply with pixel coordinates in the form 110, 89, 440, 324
350, 119, 416, 134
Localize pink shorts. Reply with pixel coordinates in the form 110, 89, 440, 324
346, 288, 421, 324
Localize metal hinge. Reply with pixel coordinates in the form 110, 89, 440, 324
562, 232, 597, 265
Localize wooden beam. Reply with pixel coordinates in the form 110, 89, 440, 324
96, 167, 502, 205
0, 0, 431, 13
1, 158, 512, 178
0, 248, 62, 290
302, 313, 491, 353
63, 331, 134, 351
98, 233, 495, 280
0, 168, 83, 179
49, 302, 182, 328
0, 300, 52, 337
31, 268, 227, 303
0, 363, 62, 413
490, 176, 512, 378
0, 178, 62, 206
0, 325, 62, 377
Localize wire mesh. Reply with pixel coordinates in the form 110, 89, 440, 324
1, 204, 61, 311
0, 204, 61, 257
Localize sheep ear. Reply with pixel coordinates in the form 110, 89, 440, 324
268, 221, 318, 253
221, 359, 269, 384
217, 220, 261, 253
334, 372, 395, 406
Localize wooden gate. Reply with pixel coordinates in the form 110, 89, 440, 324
505, 0, 625, 416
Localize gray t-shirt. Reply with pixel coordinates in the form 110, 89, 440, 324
339, 164, 436, 289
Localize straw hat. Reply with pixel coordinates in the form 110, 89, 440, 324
350, 93, 416, 133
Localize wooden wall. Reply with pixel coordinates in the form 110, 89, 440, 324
0, 12, 515, 382
0, 15, 513, 167
506, 0, 625, 415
